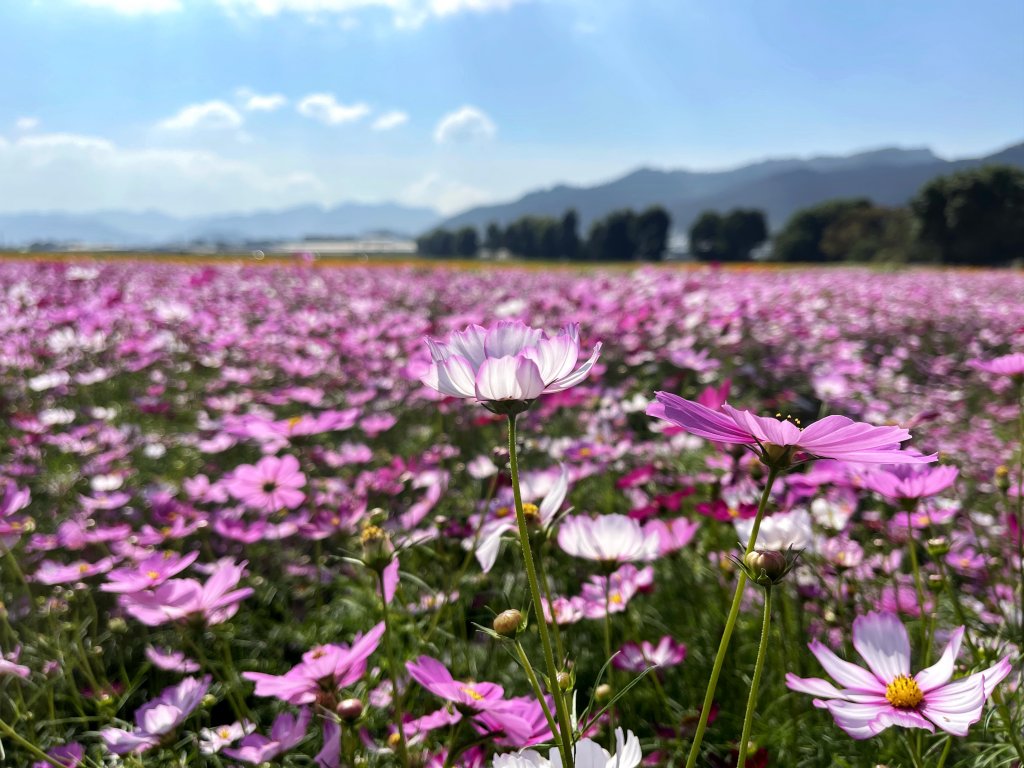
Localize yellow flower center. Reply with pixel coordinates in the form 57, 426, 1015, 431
609, 592, 623, 604
885, 675, 923, 709
146, 570, 160, 580
579, 447, 592, 457
78, 563, 90, 573
460, 686, 484, 701
522, 503, 540, 521
495, 506, 512, 518
727, 507, 739, 518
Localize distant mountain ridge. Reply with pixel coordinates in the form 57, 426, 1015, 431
438, 142, 1024, 234
0, 202, 442, 248
2, 142, 1021, 247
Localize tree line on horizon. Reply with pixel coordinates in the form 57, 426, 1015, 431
416, 165, 1024, 265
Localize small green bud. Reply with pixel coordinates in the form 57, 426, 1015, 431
336, 698, 364, 721
492, 609, 524, 637
595, 683, 613, 703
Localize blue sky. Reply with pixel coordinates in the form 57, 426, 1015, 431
0, 0, 1021, 215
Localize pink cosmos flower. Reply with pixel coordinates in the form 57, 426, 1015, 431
145, 646, 200, 673
223, 708, 312, 764
786, 611, 1011, 739
225, 455, 306, 512
421, 320, 601, 407
101, 550, 200, 594
118, 558, 253, 627
100, 676, 211, 754
643, 517, 700, 556
969, 352, 1024, 376
647, 393, 937, 465
613, 636, 687, 673
33, 556, 118, 586
861, 465, 959, 501
32, 743, 83, 768
557, 514, 660, 564
244, 623, 385, 705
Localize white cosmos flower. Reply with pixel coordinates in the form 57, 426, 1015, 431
492, 728, 642, 768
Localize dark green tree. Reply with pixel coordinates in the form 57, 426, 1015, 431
634, 206, 671, 260
688, 211, 724, 260
773, 198, 872, 262
484, 222, 503, 252
416, 228, 456, 256
720, 209, 767, 261
910, 165, 1024, 265
454, 227, 479, 257
820, 206, 914, 263
560, 209, 580, 260
586, 210, 636, 260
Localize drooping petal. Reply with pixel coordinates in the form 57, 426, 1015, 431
807, 639, 887, 694
431, 355, 478, 398
851, 611, 911, 684
646, 392, 756, 444
544, 341, 602, 393
914, 626, 964, 692
538, 464, 569, 524
523, 333, 579, 386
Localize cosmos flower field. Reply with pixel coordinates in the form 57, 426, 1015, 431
2, 258, 1024, 768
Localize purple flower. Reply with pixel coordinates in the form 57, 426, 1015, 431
100, 675, 211, 755
32, 743, 83, 768
786, 611, 1011, 738
119, 558, 253, 627
421, 320, 601, 407
647, 393, 937, 466
145, 646, 200, 673
613, 636, 687, 673
860, 465, 959, 501
969, 352, 1024, 376
222, 708, 312, 764
244, 623, 385, 705
225, 455, 306, 512
101, 550, 200, 594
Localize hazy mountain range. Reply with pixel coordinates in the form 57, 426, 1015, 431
1, 142, 1021, 248
439, 142, 1024, 234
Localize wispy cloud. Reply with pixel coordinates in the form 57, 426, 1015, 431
157, 101, 245, 131
433, 105, 496, 145
372, 110, 409, 131
214, 0, 527, 28
297, 93, 371, 125
15, 117, 39, 131
237, 88, 289, 112
400, 172, 491, 215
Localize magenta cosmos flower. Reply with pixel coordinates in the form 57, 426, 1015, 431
421, 321, 601, 411
786, 611, 1011, 739
860, 465, 959, 502
969, 352, 1024, 377
225, 455, 306, 512
647, 393, 936, 467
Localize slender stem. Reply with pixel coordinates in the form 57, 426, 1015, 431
903, 503, 930, 659
934, 735, 952, 768
0, 717, 66, 768
685, 465, 779, 768
508, 414, 575, 768
737, 586, 771, 768
513, 640, 560, 741
379, 570, 410, 768
603, 574, 615, 748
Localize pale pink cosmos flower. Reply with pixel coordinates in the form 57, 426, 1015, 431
145, 646, 200, 673
118, 558, 253, 627
613, 636, 687, 673
647, 393, 937, 465
969, 352, 1024, 377
101, 550, 200, 594
491, 727, 642, 768
223, 708, 312, 764
557, 514, 660, 564
225, 455, 306, 512
786, 611, 1011, 739
421, 320, 601, 408
100, 675, 211, 755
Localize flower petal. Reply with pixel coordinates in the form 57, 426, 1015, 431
807, 639, 886, 694
646, 392, 756, 444
914, 626, 964, 692
852, 611, 911, 684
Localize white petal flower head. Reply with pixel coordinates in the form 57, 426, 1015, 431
492, 729, 642, 768
421, 320, 601, 414
558, 514, 660, 564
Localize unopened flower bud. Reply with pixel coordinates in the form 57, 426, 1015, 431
926, 537, 950, 557
521, 503, 541, 527
595, 683, 613, 702
336, 697, 364, 721
743, 550, 788, 585
368, 508, 388, 527
202, 694, 217, 708
557, 672, 572, 691
927, 573, 945, 591
996, 466, 1011, 494
360, 523, 394, 572
108, 617, 127, 633
492, 609, 524, 637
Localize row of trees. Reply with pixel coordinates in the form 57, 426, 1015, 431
690, 165, 1024, 265
417, 206, 672, 261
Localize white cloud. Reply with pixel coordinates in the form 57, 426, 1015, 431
237, 88, 289, 112
400, 172, 492, 215
0, 132, 326, 216
15, 117, 39, 131
372, 110, 409, 131
214, 0, 526, 28
297, 93, 371, 125
433, 105, 496, 145
158, 101, 245, 131
73, 0, 182, 13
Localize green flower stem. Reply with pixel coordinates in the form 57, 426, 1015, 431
508, 414, 575, 768
685, 465, 780, 768
934, 735, 953, 768
0, 717, 65, 768
513, 639, 561, 742
737, 585, 771, 768
903, 503, 930, 659
379, 569, 410, 768
603, 575, 616, 748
